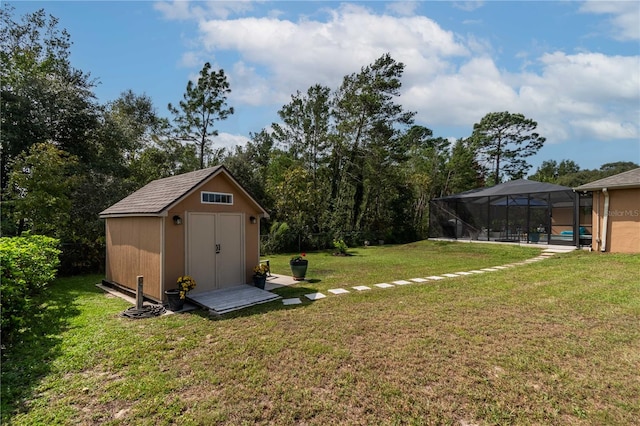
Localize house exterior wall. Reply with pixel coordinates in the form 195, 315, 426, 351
163, 172, 262, 293
105, 217, 162, 300
551, 207, 574, 235
592, 188, 640, 253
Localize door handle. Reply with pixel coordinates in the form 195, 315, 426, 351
215, 244, 221, 254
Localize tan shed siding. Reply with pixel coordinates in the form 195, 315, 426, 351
607, 188, 640, 253
164, 213, 186, 292
168, 173, 261, 285
244, 212, 260, 282
105, 217, 162, 300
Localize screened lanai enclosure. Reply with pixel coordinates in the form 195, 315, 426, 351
429, 179, 592, 247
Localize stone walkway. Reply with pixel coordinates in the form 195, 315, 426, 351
280, 247, 571, 306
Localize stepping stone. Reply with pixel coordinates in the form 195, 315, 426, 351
455, 272, 473, 275
442, 273, 459, 278
392, 280, 412, 285
375, 283, 395, 289
494, 266, 508, 270
328, 288, 350, 295
482, 268, 499, 272
426, 275, 445, 280
353, 285, 371, 291
410, 278, 429, 282
305, 292, 326, 301
468, 270, 486, 274
282, 298, 302, 305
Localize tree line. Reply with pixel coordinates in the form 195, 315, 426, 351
1, 6, 636, 273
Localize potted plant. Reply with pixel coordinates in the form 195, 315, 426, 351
289, 252, 308, 281
528, 228, 541, 243
165, 275, 197, 311
252, 263, 269, 289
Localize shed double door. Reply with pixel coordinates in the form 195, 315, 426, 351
187, 212, 245, 293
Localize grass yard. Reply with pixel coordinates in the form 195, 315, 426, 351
2, 241, 639, 425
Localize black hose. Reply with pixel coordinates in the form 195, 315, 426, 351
119, 304, 167, 319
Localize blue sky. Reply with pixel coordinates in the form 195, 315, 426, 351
10, 1, 640, 172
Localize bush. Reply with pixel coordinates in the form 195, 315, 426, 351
333, 238, 348, 255
0, 235, 61, 345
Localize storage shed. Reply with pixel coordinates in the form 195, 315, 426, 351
99, 166, 269, 302
575, 168, 640, 253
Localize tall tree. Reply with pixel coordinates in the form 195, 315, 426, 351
402, 126, 450, 238
270, 84, 333, 236
0, 5, 99, 189
272, 84, 332, 182
223, 129, 275, 210
443, 138, 484, 195
168, 62, 234, 169
471, 111, 546, 184
7, 142, 79, 237
331, 53, 415, 233
529, 159, 580, 183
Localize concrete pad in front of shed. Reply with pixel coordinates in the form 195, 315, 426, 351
328, 288, 350, 295
265, 274, 300, 290
282, 298, 302, 305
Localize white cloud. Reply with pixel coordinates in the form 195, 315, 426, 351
215, 132, 250, 151
229, 61, 272, 106
197, 4, 469, 104
404, 56, 518, 127
154, 0, 192, 21
154, 0, 255, 21
570, 118, 638, 140
162, 2, 639, 146
536, 52, 639, 103
579, 0, 640, 41
385, 1, 420, 17
179, 51, 205, 68
453, 1, 485, 12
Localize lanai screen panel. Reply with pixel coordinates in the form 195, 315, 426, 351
429, 180, 580, 245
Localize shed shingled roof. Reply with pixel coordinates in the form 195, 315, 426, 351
574, 168, 640, 191
99, 166, 267, 218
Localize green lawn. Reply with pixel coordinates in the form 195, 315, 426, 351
2, 241, 639, 425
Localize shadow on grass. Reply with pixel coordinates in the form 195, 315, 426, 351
0, 275, 100, 420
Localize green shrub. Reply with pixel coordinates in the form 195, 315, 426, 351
0, 235, 61, 345
333, 238, 348, 255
